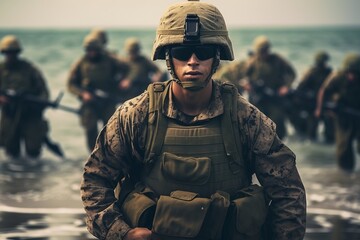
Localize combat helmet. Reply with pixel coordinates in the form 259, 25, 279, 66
124, 37, 141, 54
83, 34, 103, 50
253, 35, 270, 53
0, 35, 22, 53
314, 51, 330, 65
89, 28, 108, 46
341, 53, 360, 73
152, 0, 233, 61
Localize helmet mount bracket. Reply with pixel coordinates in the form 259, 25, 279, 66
184, 14, 200, 44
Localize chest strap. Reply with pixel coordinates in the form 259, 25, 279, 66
145, 81, 247, 176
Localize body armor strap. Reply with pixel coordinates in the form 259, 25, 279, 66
145, 80, 248, 176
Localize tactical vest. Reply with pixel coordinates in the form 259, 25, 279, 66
120, 81, 268, 239
142, 80, 251, 197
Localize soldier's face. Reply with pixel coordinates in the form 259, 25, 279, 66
171, 45, 214, 84
2, 50, 19, 64
85, 47, 101, 61
347, 71, 360, 82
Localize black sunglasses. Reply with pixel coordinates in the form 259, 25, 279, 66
1, 50, 20, 55
170, 45, 216, 61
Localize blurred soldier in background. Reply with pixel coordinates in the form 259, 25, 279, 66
295, 51, 334, 142
0, 35, 49, 159
67, 34, 130, 152
213, 50, 254, 94
119, 37, 163, 100
315, 53, 360, 171
89, 28, 118, 56
243, 35, 296, 139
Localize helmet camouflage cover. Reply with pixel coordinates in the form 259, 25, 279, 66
83, 34, 103, 50
89, 28, 108, 45
342, 53, 360, 72
0, 35, 22, 52
124, 37, 141, 53
314, 51, 329, 64
152, 0, 234, 61
253, 35, 270, 53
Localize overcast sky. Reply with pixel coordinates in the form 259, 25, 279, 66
0, 0, 360, 29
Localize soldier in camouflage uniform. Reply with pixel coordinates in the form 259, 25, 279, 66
67, 34, 130, 152
296, 51, 334, 142
213, 50, 254, 94
119, 37, 163, 100
0, 35, 49, 158
80, 1, 306, 240
244, 36, 296, 139
315, 53, 360, 171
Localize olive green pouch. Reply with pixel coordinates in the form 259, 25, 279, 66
199, 191, 231, 240
225, 184, 268, 239
152, 190, 211, 240
121, 186, 156, 229
161, 152, 211, 185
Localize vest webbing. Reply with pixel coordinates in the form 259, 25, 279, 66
144, 80, 249, 178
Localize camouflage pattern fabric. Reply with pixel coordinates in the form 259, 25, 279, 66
80, 80, 306, 240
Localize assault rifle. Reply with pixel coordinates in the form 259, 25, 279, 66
0, 89, 80, 115
248, 81, 360, 118
323, 102, 360, 118
81, 87, 125, 105
0, 90, 80, 158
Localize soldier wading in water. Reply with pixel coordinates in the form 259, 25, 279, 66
80, 1, 306, 239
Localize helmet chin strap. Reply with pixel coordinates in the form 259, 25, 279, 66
165, 48, 220, 92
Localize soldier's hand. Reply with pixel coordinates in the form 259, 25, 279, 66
239, 79, 251, 92
119, 78, 131, 90
81, 91, 93, 102
278, 86, 289, 96
0, 95, 9, 105
124, 227, 152, 240
314, 107, 321, 118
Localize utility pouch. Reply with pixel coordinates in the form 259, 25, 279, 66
161, 152, 211, 185
224, 184, 268, 240
121, 185, 156, 229
152, 190, 230, 240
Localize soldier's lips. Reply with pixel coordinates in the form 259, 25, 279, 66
184, 71, 202, 79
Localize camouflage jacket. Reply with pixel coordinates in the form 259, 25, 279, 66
80, 80, 306, 240
246, 53, 296, 90
322, 70, 360, 110
67, 52, 129, 98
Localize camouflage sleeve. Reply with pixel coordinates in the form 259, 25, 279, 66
80, 108, 132, 240
297, 68, 313, 92
242, 104, 306, 240
322, 72, 342, 97
145, 57, 160, 73
30, 64, 50, 100
278, 55, 296, 87
81, 94, 149, 239
67, 59, 84, 97
114, 57, 130, 80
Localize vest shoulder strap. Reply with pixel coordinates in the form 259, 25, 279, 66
145, 81, 249, 176
219, 82, 248, 175
144, 81, 171, 167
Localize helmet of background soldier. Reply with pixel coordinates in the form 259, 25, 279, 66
152, 0, 233, 61
342, 53, 360, 73
314, 51, 330, 65
124, 37, 141, 55
253, 35, 271, 54
83, 34, 103, 50
0, 35, 22, 53
89, 28, 108, 46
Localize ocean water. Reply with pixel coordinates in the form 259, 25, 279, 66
0, 27, 360, 239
